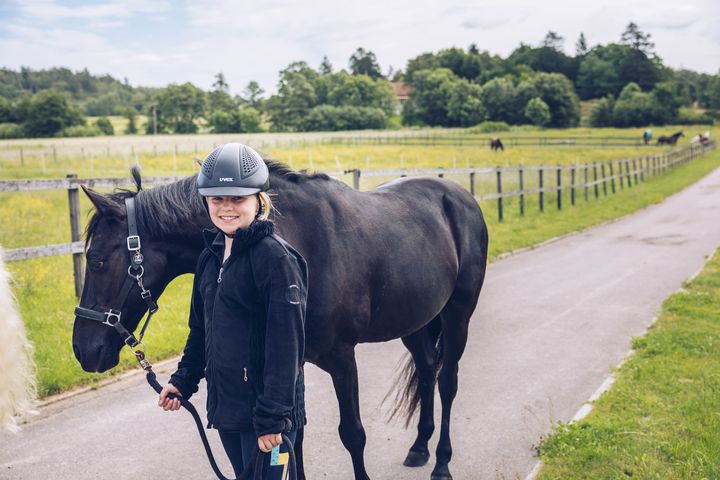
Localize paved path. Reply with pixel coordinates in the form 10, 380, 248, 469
3, 167, 720, 480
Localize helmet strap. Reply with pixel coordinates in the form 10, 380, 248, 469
255, 193, 264, 219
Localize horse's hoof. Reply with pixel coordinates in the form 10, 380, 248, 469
403, 449, 430, 467
430, 474, 453, 480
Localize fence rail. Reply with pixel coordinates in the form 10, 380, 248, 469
1, 141, 715, 296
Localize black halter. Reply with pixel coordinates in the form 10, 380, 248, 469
74, 196, 159, 359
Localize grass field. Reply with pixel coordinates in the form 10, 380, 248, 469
535, 249, 720, 479
1, 130, 718, 397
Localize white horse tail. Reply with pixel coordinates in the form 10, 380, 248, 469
0, 247, 37, 432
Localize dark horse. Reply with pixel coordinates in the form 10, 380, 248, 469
72, 161, 489, 480
490, 137, 504, 151
657, 131, 684, 145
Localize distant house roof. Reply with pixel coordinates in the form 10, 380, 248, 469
392, 81, 411, 101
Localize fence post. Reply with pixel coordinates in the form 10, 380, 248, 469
539, 168, 544, 212
469, 171, 476, 196
639, 157, 645, 182
556, 165, 562, 210
519, 167, 525, 216
609, 161, 616, 194
352, 169, 361, 190
584, 164, 589, 202
625, 160, 632, 187
618, 160, 624, 189
633, 158, 639, 185
570, 165, 576, 206
593, 163, 599, 199
601, 162, 607, 196
496, 168, 503, 222
67, 174, 84, 298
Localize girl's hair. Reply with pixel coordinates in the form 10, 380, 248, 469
257, 192, 272, 221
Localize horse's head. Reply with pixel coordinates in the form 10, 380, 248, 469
72, 186, 173, 373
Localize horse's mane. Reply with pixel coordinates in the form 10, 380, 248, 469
86, 159, 331, 242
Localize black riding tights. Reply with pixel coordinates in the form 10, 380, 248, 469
219, 429, 297, 480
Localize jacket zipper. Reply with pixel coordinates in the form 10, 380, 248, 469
217, 267, 223, 283
243, 367, 248, 382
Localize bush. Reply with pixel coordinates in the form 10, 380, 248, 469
589, 95, 615, 127
676, 108, 714, 125
302, 105, 387, 131
95, 117, 114, 135
58, 124, 103, 137
524, 97, 551, 127
0, 122, 24, 139
208, 107, 263, 133
468, 121, 510, 133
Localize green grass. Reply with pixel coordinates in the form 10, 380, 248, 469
2, 142, 718, 398
535, 249, 720, 480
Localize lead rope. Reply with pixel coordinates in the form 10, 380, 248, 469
136, 351, 297, 480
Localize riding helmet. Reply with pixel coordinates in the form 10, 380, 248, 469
197, 143, 269, 197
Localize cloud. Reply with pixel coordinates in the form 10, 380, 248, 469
11, 0, 171, 24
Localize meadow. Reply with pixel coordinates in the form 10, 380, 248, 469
0, 127, 717, 396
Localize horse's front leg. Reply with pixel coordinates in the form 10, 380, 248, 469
317, 344, 370, 480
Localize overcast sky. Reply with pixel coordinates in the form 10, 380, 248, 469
1, 0, 718, 96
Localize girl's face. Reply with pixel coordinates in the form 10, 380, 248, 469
207, 195, 259, 234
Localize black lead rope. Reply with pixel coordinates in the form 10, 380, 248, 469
144, 365, 297, 480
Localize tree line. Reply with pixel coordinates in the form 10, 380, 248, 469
1, 22, 718, 138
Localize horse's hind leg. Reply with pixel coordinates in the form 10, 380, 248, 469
400, 317, 442, 467
316, 344, 370, 480
431, 295, 475, 480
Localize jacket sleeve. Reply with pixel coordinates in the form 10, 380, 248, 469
168, 257, 207, 400
253, 253, 307, 437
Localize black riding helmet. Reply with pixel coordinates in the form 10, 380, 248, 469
197, 143, 269, 197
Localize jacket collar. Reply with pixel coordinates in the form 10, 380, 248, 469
202, 220, 275, 259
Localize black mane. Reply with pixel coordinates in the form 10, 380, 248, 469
85, 160, 331, 243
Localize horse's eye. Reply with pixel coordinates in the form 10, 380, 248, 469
90, 261, 104, 272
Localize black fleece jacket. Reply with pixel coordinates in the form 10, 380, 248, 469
169, 220, 307, 436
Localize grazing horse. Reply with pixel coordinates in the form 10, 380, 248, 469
490, 137, 504, 151
656, 131, 684, 146
691, 131, 710, 145
72, 161, 489, 480
0, 248, 37, 432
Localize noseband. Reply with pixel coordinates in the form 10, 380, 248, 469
74, 196, 158, 364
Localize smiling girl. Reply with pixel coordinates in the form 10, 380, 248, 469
157, 143, 307, 479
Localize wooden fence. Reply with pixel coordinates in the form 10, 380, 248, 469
1, 141, 715, 296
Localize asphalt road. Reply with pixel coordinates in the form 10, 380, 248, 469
3, 166, 720, 480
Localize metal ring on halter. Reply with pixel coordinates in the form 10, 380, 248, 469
128, 264, 144, 278
105, 310, 121, 326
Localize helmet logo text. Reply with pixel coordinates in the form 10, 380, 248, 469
219, 177, 234, 182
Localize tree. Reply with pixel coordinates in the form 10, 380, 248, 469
302, 105, 387, 131
326, 72, 396, 115
153, 82, 206, 133
124, 108, 137, 134
479, 77, 518, 124
95, 116, 114, 135
349, 48, 383, 79
524, 97, 551, 126
265, 62, 319, 131
241, 81, 265, 110
589, 95, 615, 127
515, 73, 580, 127
401, 68, 457, 126
213, 72, 229, 92
575, 55, 620, 99
209, 107, 263, 133
23, 89, 84, 137
621, 22, 655, 56
319, 56, 333, 74
446, 80, 486, 127
542, 31, 564, 50
708, 75, 720, 111
575, 33, 588, 56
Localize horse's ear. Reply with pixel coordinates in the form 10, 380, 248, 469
131, 164, 142, 192
81, 186, 123, 217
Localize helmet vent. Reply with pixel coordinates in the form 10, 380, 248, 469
240, 146, 260, 179
202, 147, 222, 177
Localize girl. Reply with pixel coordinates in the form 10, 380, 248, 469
158, 143, 307, 479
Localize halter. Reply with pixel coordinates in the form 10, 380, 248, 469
74, 196, 159, 367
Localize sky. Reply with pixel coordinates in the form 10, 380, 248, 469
0, 0, 718, 96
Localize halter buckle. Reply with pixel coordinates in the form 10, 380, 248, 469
127, 235, 141, 251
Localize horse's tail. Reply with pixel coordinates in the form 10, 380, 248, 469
0, 248, 37, 432
383, 316, 444, 427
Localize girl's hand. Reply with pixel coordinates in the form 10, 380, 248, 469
258, 433, 283, 453
158, 384, 182, 411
